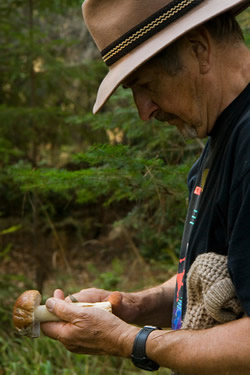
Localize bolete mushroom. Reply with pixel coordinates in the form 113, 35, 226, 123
13, 290, 112, 338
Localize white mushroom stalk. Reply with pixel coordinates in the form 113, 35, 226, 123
13, 290, 112, 338
34, 301, 112, 322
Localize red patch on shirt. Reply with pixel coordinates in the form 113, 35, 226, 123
194, 186, 203, 195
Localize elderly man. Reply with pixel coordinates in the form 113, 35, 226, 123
42, 1, 250, 374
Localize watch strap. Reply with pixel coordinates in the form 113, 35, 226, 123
131, 325, 161, 371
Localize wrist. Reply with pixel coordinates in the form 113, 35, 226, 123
117, 323, 140, 358
131, 326, 162, 371
130, 286, 171, 326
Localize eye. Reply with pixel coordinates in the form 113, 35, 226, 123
139, 81, 153, 91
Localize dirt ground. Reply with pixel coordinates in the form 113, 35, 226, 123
1, 223, 176, 300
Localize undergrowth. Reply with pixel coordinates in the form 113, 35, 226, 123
0, 332, 171, 375
0, 262, 173, 375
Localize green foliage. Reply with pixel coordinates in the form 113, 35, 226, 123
91, 258, 124, 289
9, 144, 189, 200
0, 224, 21, 263
0, 332, 171, 374
8, 139, 194, 259
0, 224, 21, 236
237, 8, 250, 46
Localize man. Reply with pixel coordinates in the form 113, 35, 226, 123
42, 1, 250, 374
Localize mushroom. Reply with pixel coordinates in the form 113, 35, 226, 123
13, 290, 112, 338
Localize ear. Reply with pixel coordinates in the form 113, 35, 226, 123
186, 26, 211, 74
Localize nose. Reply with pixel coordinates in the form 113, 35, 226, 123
132, 87, 159, 121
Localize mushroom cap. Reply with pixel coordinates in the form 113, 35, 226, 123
13, 290, 41, 332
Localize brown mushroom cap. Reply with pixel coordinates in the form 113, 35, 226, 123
13, 290, 41, 331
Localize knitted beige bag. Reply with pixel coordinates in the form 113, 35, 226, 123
171, 252, 244, 375
182, 252, 243, 329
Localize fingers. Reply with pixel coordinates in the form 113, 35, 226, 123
65, 294, 79, 303
65, 288, 110, 303
53, 289, 65, 299
64, 289, 122, 314
46, 298, 83, 323
41, 320, 68, 340
41, 296, 133, 357
42, 298, 87, 339
41, 298, 116, 352
42, 296, 84, 341
65, 292, 82, 303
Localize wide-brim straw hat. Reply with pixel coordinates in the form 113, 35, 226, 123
82, 0, 249, 113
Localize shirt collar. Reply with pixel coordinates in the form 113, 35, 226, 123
209, 83, 250, 140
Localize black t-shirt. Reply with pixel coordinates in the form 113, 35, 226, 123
172, 84, 250, 330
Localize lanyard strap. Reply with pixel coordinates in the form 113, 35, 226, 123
172, 143, 210, 330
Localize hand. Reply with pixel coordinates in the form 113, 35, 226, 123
63, 288, 141, 324
41, 296, 139, 356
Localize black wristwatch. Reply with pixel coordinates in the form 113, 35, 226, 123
131, 325, 161, 371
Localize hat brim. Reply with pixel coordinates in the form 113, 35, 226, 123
93, 0, 249, 114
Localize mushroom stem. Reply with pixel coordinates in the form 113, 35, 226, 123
34, 301, 112, 322
34, 305, 59, 322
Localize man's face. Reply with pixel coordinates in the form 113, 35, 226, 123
123, 45, 210, 139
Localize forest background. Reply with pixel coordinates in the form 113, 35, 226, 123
0, 1, 249, 374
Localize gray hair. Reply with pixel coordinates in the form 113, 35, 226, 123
204, 12, 244, 43
151, 12, 244, 76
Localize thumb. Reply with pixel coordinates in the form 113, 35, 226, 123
108, 291, 123, 314
46, 298, 80, 323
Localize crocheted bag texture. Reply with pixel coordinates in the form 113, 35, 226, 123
171, 252, 244, 375
182, 252, 243, 330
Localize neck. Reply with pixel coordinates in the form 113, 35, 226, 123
220, 44, 250, 110
207, 42, 250, 132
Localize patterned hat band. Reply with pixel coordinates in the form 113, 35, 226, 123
101, 0, 204, 67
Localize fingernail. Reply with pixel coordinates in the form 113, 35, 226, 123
69, 294, 78, 302
46, 298, 55, 311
